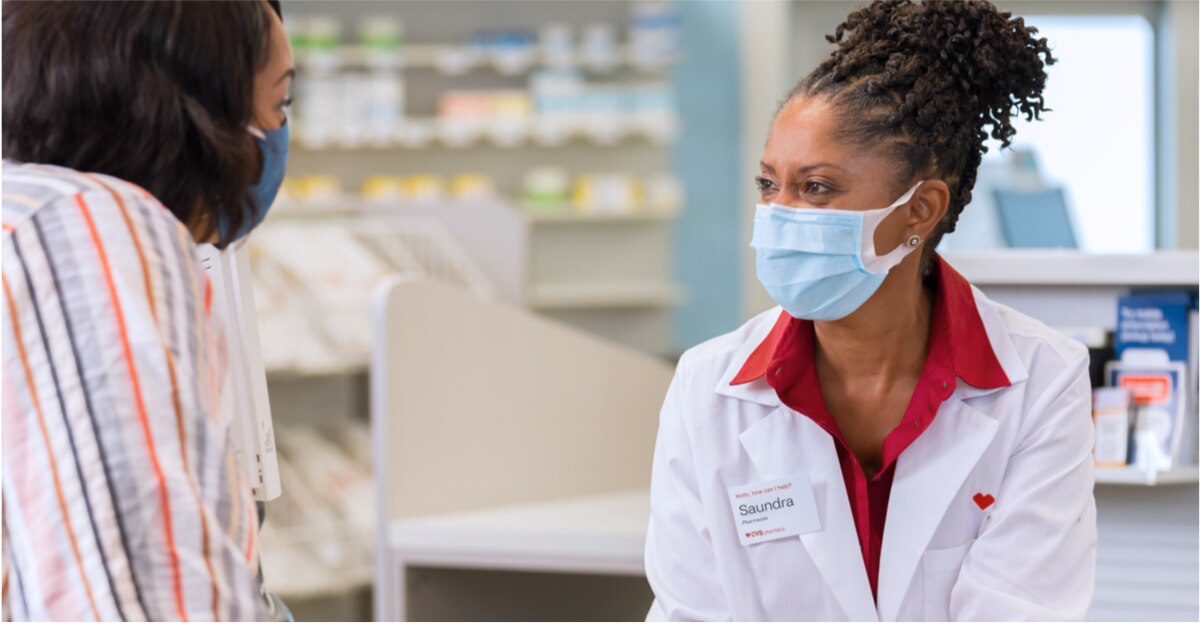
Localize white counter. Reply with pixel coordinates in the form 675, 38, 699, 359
388, 489, 649, 576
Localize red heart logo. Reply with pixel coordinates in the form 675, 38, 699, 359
973, 493, 995, 510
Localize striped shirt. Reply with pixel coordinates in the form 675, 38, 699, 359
2, 161, 267, 621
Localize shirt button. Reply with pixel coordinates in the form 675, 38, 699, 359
914, 419, 923, 428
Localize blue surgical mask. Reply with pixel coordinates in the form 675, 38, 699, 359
222, 119, 289, 245
751, 182, 923, 321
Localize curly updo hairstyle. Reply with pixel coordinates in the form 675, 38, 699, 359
786, 0, 1054, 269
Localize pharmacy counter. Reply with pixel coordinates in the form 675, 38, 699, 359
389, 489, 648, 576
383, 473, 1199, 622
385, 490, 653, 621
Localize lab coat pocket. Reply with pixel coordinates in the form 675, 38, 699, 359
922, 539, 974, 621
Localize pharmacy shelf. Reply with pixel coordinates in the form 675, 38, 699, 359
266, 363, 368, 379
1095, 465, 1200, 486
273, 198, 681, 223
942, 251, 1200, 287
530, 282, 684, 310
293, 116, 680, 151
522, 205, 680, 224
298, 44, 680, 75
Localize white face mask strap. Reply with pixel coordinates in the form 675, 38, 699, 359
860, 181, 924, 273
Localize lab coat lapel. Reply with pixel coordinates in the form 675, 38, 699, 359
716, 307, 788, 407
739, 407, 879, 622
876, 395, 999, 621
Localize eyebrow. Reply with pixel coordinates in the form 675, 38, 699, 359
275, 68, 295, 86
759, 161, 847, 175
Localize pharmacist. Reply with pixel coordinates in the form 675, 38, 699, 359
644, 1, 1096, 621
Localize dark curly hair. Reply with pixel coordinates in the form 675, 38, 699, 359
3, 0, 282, 245
784, 0, 1054, 269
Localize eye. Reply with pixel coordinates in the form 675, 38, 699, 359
755, 176, 777, 194
803, 181, 830, 195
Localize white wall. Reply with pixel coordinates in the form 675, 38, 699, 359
1158, 0, 1199, 249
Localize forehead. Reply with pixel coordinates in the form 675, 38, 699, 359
762, 96, 853, 169
768, 95, 902, 177
265, 9, 293, 67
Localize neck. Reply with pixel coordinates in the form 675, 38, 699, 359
813, 257, 933, 383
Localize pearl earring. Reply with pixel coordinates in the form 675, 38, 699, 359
906, 234, 922, 248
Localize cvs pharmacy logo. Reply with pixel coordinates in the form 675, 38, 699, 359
1120, 374, 1171, 404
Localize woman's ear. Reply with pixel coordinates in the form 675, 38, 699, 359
908, 179, 951, 237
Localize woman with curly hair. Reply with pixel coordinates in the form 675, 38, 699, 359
645, 1, 1095, 620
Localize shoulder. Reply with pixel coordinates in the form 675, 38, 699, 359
3, 162, 202, 330
980, 289, 1089, 378
658, 308, 782, 449
675, 306, 782, 382
665, 307, 785, 427
3, 160, 193, 257
971, 289, 1091, 442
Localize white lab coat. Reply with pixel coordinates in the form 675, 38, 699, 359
645, 287, 1097, 621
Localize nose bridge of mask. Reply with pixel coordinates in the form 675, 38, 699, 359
751, 204, 863, 256
859, 181, 923, 273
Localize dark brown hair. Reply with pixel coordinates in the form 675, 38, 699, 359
787, 0, 1054, 268
3, 0, 280, 243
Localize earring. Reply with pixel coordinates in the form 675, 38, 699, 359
906, 234, 922, 248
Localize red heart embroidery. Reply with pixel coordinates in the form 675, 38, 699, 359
973, 493, 995, 510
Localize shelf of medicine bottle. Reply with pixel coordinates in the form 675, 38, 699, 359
270, 199, 681, 221
297, 44, 680, 75
530, 283, 684, 310
1094, 465, 1200, 486
521, 205, 681, 224
292, 127, 679, 151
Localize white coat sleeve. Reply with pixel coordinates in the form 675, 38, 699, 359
644, 361, 732, 621
950, 353, 1098, 621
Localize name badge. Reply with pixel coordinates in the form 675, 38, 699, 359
727, 473, 821, 546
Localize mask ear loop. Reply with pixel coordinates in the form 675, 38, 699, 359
248, 113, 290, 141
860, 181, 924, 274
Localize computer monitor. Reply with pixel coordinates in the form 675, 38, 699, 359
992, 187, 1079, 249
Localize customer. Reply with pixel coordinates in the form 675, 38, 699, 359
2, 1, 293, 619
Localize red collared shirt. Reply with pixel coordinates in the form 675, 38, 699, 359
730, 255, 1010, 599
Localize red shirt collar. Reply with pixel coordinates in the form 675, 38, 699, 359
731, 255, 1010, 389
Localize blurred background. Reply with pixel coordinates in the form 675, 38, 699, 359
244, 1, 1199, 620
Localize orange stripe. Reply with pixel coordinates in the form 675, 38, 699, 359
100, 182, 159, 321
3, 276, 102, 620
242, 483, 256, 564
75, 194, 189, 621
225, 452, 241, 540
203, 279, 213, 316
176, 227, 218, 426
94, 177, 222, 620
